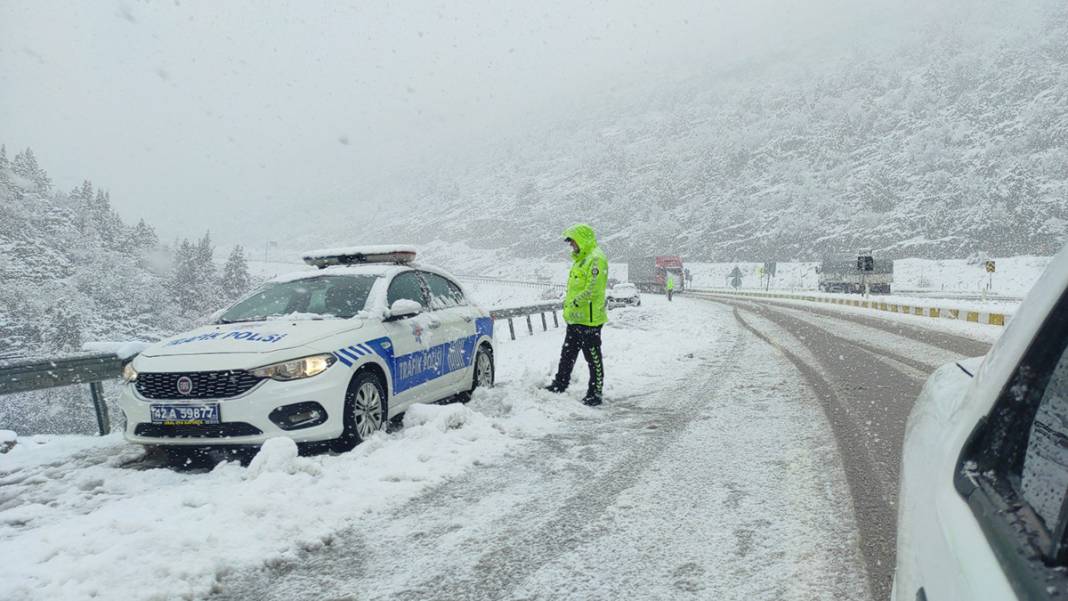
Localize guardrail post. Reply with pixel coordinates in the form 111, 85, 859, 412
89, 381, 110, 435
540, 312, 547, 331
552, 311, 559, 328
508, 318, 516, 340
526, 314, 534, 336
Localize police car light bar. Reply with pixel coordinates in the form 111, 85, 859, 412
301, 245, 418, 269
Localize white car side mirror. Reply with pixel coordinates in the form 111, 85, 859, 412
387, 299, 423, 320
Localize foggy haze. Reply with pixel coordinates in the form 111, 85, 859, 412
2, 0, 909, 248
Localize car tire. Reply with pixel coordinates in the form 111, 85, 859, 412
471, 345, 495, 391
335, 370, 388, 451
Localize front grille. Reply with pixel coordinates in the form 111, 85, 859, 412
135, 370, 264, 400
134, 422, 263, 438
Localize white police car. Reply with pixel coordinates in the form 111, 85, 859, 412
118, 247, 495, 450
894, 243, 1068, 601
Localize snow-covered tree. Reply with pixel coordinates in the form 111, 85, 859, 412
42, 305, 83, 353
168, 239, 202, 316
92, 189, 124, 248
0, 145, 10, 191
220, 245, 251, 301
126, 218, 159, 252
166, 232, 221, 316
195, 232, 218, 306
11, 148, 51, 193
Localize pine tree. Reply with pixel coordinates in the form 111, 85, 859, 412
12, 148, 51, 193
128, 219, 159, 250
168, 239, 201, 315
0, 145, 9, 190
73, 180, 95, 233
93, 189, 121, 246
220, 245, 251, 301
194, 232, 219, 311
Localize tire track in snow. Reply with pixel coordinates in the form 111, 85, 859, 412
211, 299, 868, 601
709, 297, 990, 601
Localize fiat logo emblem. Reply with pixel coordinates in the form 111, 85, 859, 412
176, 376, 194, 396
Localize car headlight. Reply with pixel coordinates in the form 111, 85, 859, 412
250, 354, 337, 381
122, 363, 138, 383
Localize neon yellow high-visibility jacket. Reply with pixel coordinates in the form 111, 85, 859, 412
666, 275, 675, 290
562, 223, 608, 326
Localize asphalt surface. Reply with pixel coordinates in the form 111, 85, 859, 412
693, 294, 991, 600
207, 300, 869, 601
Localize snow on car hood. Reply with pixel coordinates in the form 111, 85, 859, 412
142, 319, 364, 357
906, 355, 986, 438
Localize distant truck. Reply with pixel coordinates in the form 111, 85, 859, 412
627, 256, 685, 294
817, 250, 893, 294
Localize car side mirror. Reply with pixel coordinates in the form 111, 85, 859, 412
386, 299, 423, 320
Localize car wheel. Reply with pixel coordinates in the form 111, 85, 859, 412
452, 346, 494, 404
336, 371, 387, 451
472, 345, 494, 391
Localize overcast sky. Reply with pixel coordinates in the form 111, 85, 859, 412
1, 0, 901, 248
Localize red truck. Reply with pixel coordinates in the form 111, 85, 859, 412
627, 256, 685, 294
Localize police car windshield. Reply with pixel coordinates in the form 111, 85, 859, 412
218, 275, 376, 323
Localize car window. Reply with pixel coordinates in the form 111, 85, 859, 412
219, 275, 375, 322
1021, 351, 1068, 529
422, 272, 466, 309
387, 271, 428, 307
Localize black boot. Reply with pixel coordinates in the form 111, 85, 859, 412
545, 382, 567, 393
581, 393, 602, 407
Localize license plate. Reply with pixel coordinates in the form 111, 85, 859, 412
150, 403, 220, 425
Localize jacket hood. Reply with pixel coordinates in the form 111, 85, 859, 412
563, 223, 597, 258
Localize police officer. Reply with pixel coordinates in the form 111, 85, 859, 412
666, 273, 675, 301
545, 223, 608, 406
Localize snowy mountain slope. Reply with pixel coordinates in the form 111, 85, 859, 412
302, 0, 1067, 263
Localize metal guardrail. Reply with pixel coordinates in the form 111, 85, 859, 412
0, 303, 564, 436
489, 302, 563, 340
0, 352, 126, 435
456, 274, 565, 291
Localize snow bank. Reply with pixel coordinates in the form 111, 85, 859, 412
0, 295, 708, 601
81, 341, 151, 360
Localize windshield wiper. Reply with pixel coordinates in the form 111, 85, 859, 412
217, 317, 267, 324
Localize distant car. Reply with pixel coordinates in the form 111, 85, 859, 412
607, 282, 641, 307
893, 244, 1068, 601
117, 247, 495, 451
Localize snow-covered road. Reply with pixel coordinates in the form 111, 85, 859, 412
4, 294, 964, 601
700, 295, 991, 599
210, 298, 868, 601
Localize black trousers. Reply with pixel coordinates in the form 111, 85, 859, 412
552, 324, 604, 397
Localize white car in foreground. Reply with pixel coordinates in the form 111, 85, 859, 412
894, 244, 1068, 601
118, 247, 495, 450
607, 282, 641, 307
